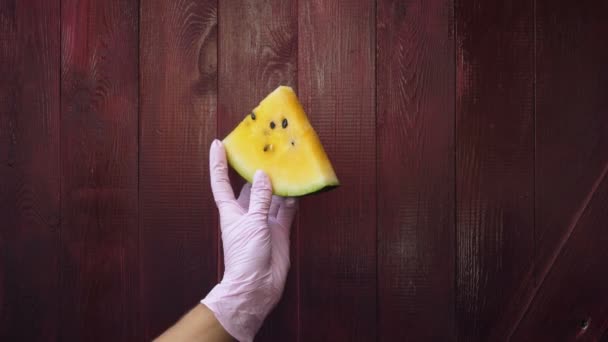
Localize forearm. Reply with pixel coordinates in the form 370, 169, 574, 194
154, 304, 234, 342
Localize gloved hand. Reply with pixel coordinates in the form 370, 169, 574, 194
202, 140, 297, 342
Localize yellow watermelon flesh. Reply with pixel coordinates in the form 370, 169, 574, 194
222, 86, 339, 197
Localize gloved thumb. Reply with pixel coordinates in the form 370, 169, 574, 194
249, 170, 272, 217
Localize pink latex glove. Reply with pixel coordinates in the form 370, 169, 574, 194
202, 140, 297, 342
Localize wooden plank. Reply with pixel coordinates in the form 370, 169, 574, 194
216, 1, 299, 340
0, 1, 60, 340
298, 0, 376, 341
455, 0, 535, 339
534, 0, 608, 299
139, 0, 218, 339
507, 0, 608, 337
511, 167, 608, 340
377, 0, 455, 340
59, 0, 139, 340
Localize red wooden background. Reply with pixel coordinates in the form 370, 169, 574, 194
1, 0, 607, 341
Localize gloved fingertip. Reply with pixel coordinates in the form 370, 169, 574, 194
253, 169, 268, 184
253, 170, 273, 194
209, 139, 223, 159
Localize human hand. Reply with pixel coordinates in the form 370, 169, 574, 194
201, 140, 297, 342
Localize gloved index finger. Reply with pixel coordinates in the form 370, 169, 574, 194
209, 140, 236, 206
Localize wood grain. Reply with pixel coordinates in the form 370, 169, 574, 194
507, 0, 608, 338
0, 1, 60, 340
216, 0, 299, 340
512, 167, 608, 340
2, 1, 608, 339
139, 0, 218, 339
455, 0, 535, 339
59, 0, 139, 340
377, 0, 455, 340
533, 0, 608, 308
298, 0, 376, 341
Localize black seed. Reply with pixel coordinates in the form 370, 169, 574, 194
291, 140, 295, 146
270, 121, 276, 129
263, 144, 269, 152
251, 112, 256, 120
282, 118, 288, 128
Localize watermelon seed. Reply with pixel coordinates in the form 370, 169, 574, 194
251, 112, 256, 120
270, 121, 276, 129
282, 118, 288, 128
291, 140, 295, 146
263, 144, 269, 152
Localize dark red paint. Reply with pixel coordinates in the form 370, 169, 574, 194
512, 167, 608, 340
510, 0, 608, 339
59, 0, 139, 340
377, 0, 455, 340
298, 0, 377, 341
139, 0, 219, 339
455, 0, 535, 339
1, 0, 608, 341
0, 1, 60, 340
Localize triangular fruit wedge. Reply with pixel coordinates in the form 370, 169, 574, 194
223, 86, 339, 197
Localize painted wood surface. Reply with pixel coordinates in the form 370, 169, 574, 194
377, 0, 455, 340
298, 0, 377, 341
0, 1, 60, 340
59, 0, 139, 340
510, 0, 608, 339
455, 0, 535, 339
1, 0, 607, 340
139, 0, 218, 339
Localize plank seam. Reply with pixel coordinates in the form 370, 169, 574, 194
137, 0, 142, 337
532, 0, 537, 291
453, 0, 458, 339
373, 0, 381, 341
57, 0, 64, 338
295, 0, 301, 341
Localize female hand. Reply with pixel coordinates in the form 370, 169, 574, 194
202, 140, 297, 342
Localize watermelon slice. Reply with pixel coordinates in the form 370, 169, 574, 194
223, 86, 339, 196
